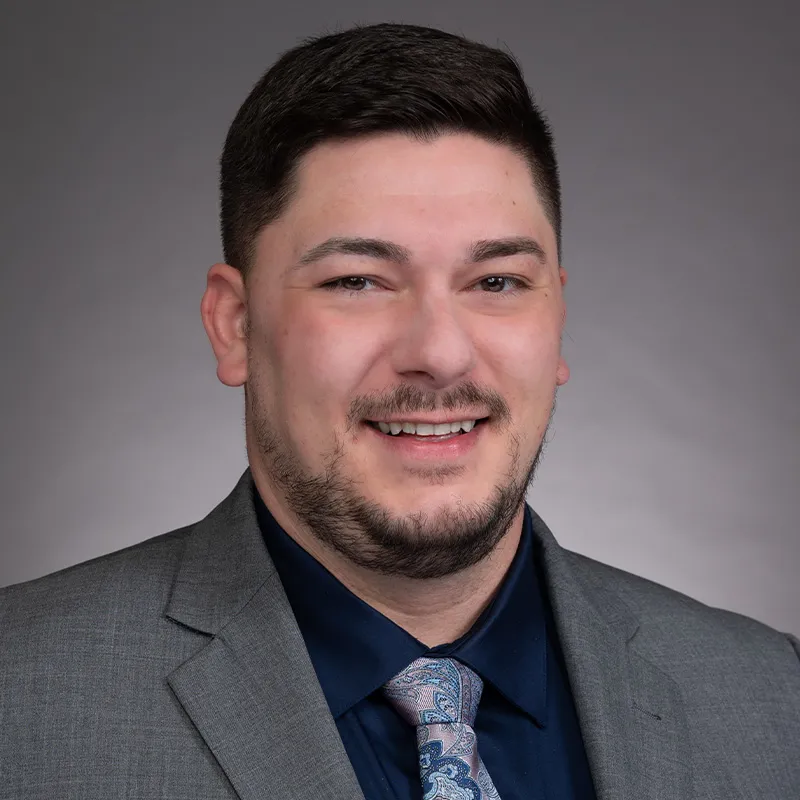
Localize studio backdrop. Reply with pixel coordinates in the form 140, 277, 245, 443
1, 0, 797, 633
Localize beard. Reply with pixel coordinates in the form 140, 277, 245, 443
245, 377, 555, 580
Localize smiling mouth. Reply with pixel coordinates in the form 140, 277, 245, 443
365, 417, 490, 438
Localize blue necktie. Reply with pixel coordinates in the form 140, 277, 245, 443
383, 656, 502, 799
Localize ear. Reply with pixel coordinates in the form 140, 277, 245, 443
200, 263, 248, 387
556, 265, 570, 386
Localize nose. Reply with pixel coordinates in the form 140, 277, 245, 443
390, 293, 477, 389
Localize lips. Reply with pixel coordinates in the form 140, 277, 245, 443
363, 417, 486, 461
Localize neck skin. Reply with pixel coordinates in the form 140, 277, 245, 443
248, 461, 525, 648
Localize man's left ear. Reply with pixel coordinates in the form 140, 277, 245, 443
556, 265, 570, 386
556, 355, 570, 387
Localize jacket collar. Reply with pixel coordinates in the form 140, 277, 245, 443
165, 469, 365, 800
529, 507, 692, 799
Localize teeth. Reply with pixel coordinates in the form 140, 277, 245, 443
375, 420, 479, 436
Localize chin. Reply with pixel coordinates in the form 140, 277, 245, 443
371, 483, 480, 517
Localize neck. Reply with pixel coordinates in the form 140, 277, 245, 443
251, 465, 525, 647
336, 520, 524, 646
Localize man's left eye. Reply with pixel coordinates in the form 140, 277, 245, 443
477, 276, 528, 294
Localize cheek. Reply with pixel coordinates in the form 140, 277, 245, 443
278, 308, 376, 416
480, 318, 561, 427
484, 315, 561, 381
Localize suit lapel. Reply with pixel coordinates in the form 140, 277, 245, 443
530, 507, 693, 799
164, 470, 365, 800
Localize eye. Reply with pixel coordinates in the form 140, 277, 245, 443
320, 276, 380, 293
475, 276, 529, 295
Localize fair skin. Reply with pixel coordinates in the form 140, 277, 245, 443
201, 132, 569, 646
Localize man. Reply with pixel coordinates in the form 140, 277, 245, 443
1, 21, 797, 800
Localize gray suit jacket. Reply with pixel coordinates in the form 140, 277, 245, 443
1, 468, 798, 799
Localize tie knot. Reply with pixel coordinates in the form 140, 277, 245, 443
383, 657, 483, 728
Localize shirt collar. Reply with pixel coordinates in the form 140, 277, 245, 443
431, 508, 548, 725
256, 491, 548, 726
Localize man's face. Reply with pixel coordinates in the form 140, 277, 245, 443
243, 132, 569, 578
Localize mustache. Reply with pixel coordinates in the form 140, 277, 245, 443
347, 382, 511, 428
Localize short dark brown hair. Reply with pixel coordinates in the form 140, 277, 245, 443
220, 23, 561, 282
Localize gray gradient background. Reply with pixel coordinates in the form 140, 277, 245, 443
1, 1, 797, 633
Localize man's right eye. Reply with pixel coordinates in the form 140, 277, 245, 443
321, 277, 379, 292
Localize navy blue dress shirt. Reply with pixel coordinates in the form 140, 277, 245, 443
255, 490, 597, 800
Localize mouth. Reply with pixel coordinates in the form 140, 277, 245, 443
362, 416, 489, 462
364, 417, 490, 442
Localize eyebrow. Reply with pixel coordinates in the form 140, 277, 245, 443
291, 235, 548, 270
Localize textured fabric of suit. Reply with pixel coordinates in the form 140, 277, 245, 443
1, 468, 798, 799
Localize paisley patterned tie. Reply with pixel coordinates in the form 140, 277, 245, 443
383, 656, 502, 800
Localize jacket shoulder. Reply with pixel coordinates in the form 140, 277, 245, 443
562, 548, 800, 795
566, 548, 799, 668
0, 524, 193, 643
0, 523, 241, 798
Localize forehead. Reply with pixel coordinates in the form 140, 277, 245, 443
261, 132, 556, 265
